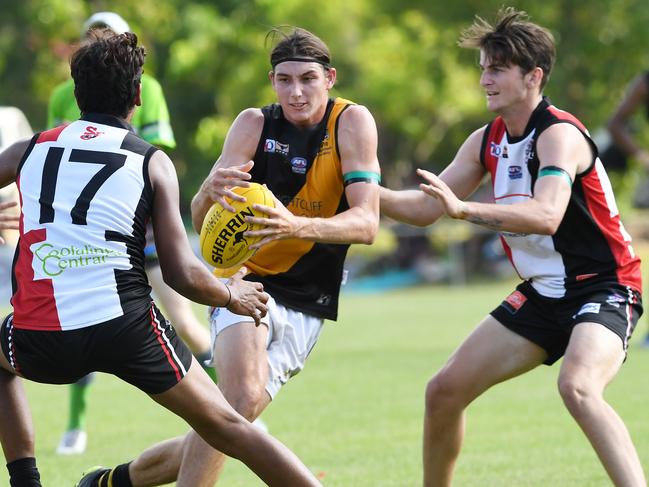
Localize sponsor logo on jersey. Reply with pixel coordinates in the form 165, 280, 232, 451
318, 129, 332, 156
524, 140, 535, 161
287, 197, 324, 217
264, 139, 289, 155
290, 157, 307, 174
32, 243, 127, 277
490, 142, 508, 158
80, 126, 104, 140
508, 165, 523, 180
490, 142, 502, 157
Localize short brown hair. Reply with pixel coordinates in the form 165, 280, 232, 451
459, 7, 555, 89
71, 29, 145, 118
267, 27, 331, 70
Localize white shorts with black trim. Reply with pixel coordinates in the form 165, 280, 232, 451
209, 294, 324, 398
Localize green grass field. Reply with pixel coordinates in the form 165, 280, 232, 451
2, 278, 649, 486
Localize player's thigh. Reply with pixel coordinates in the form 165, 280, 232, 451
560, 322, 625, 389
151, 357, 241, 436
437, 315, 547, 396
213, 321, 270, 389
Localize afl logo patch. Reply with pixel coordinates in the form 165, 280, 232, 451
290, 157, 307, 174
508, 165, 523, 180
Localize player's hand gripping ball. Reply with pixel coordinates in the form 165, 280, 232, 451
199, 183, 275, 269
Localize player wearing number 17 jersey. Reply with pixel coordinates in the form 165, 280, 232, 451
12, 117, 154, 330
0, 29, 321, 487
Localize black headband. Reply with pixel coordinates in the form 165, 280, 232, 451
271, 56, 331, 69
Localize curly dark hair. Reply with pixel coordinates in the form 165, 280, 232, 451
459, 7, 555, 89
71, 29, 145, 118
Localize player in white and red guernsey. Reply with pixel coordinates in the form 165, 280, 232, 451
0, 30, 322, 487
381, 8, 645, 487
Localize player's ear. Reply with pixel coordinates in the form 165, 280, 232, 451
526, 67, 543, 90
134, 82, 142, 106
325, 67, 336, 89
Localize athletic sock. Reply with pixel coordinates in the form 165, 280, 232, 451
6, 457, 42, 487
97, 463, 133, 487
196, 350, 218, 383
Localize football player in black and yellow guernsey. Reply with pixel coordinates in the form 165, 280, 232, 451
85, 27, 381, 487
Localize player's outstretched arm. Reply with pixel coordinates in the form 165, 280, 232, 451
424, 123, 588, 235
380, 126, 487, 227
190, 108, 263, 231
149, 150, 268, 325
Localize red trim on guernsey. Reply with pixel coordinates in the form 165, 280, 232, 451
494, 193, 532, 201
546, 105, 587, 132
576, 273, 598, 281
498, 236, 522, 279
36, 125, 67, 144
11, 228, 62, 330
580, 168, 642, 292
483, 118, 506, 177
149, 306, 182, 382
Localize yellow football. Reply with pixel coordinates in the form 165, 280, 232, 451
199, 183, 275, 269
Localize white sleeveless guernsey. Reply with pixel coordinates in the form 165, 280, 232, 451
12, 114, 156, 331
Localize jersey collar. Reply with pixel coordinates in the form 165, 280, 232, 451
80, 113, 135, 133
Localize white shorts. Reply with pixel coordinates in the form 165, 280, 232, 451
209, 295, 324, 398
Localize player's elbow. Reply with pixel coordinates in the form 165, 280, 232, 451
536, 211, 562, 235
357, 216, 380, 245
161, 260, 199, 295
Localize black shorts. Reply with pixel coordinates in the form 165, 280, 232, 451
491, 280, 643, 365
0, 302, 193, 394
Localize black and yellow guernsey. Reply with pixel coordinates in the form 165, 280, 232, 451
245, 97, 354, 320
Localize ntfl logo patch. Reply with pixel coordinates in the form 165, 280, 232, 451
501, 290, 527, 314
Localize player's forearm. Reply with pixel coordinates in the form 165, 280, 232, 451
190, 188, 213, 234
294, 208, 378, 244
380, 187, 442, 226
164, 258, 230, 307
458, 200, 560, 235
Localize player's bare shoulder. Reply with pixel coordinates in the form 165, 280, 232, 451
337, 104, 378, 156
232, 107, 265, 134
339, 104, 377, 132
223, 108, 265, 156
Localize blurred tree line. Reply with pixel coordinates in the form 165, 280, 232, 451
2, 0, 649, 212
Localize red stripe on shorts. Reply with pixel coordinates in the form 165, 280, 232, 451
148, 306, 182, 382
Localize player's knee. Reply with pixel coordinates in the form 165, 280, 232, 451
557, 374, 598, 413
425, 373, 461, 413
224, 384, 266, 421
